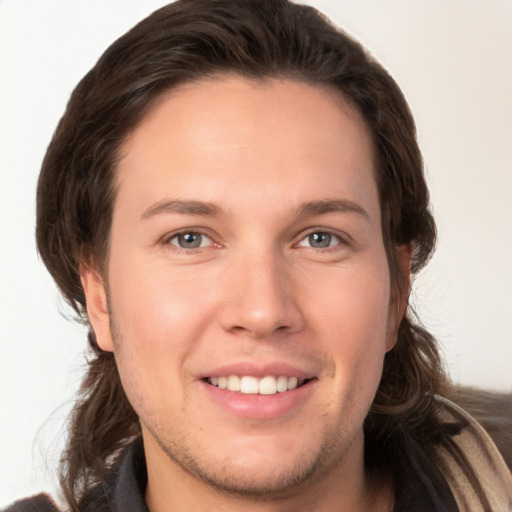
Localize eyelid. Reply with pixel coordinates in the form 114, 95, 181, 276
295, 228, 350, 248
158, 226, 351, 252
160, 228, 220, 251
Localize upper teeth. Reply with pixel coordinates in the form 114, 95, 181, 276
208, 375, 304, 395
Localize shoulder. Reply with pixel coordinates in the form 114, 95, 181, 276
435, 395, 512, 512
446, 385, 512, 469
2, 494, 61, 512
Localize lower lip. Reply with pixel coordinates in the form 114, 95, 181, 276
199, 380, 316, 419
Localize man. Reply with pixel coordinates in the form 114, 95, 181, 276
5, 0, 512, 510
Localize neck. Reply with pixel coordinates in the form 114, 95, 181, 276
143, 431, 394, 512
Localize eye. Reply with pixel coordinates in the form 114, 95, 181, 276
297, 231, 342, 249
168, 232, 212, 250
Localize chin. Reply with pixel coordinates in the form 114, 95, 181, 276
154, 423, 349, 499
176, 451, 326, 499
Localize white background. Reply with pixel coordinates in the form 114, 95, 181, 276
1, 0, 511, 507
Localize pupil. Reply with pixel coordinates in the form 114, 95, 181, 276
310, 232, 331, 248
179, 233, 201, 248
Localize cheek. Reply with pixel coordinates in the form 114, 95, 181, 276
108, 259, 214, 353
104, 260, 217, 413
308, 260, 391, 395
308, 258, 391, 338
106, 267, 203, 416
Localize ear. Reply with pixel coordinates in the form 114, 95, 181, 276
386, 243, 412, 352
80, 263, 115, 352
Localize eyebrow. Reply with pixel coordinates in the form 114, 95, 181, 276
140, 198, 370, 222
297, 199, 370, 222
141, 199, 221, 220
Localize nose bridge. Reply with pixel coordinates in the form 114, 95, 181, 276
219, 245, 302, 338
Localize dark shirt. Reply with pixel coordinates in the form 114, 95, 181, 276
2, 494, 60, 512
3, 441, 148, 512
4, 436, 452, 511
6, 398, 512, 511
80, 440, 149, 512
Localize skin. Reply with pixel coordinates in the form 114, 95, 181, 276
82, 76, 410, 512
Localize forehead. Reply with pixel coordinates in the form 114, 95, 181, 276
115, 76, 379, 222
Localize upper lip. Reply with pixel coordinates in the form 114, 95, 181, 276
198, 361, 316, 380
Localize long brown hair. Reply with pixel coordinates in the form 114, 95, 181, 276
36, 0, 488, 509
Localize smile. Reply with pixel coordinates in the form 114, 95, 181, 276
206, 375, 308, 395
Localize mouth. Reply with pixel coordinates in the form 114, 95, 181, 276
203, 375, 312, 395
200, 366, 317, 419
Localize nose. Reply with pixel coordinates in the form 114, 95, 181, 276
218, 249, 304, 339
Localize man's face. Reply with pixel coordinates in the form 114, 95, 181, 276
83, 77, 407, 497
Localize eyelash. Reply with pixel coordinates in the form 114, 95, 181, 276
295, 229, 347, 250
160, 228, 349, 253
162, 230, 217, 253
